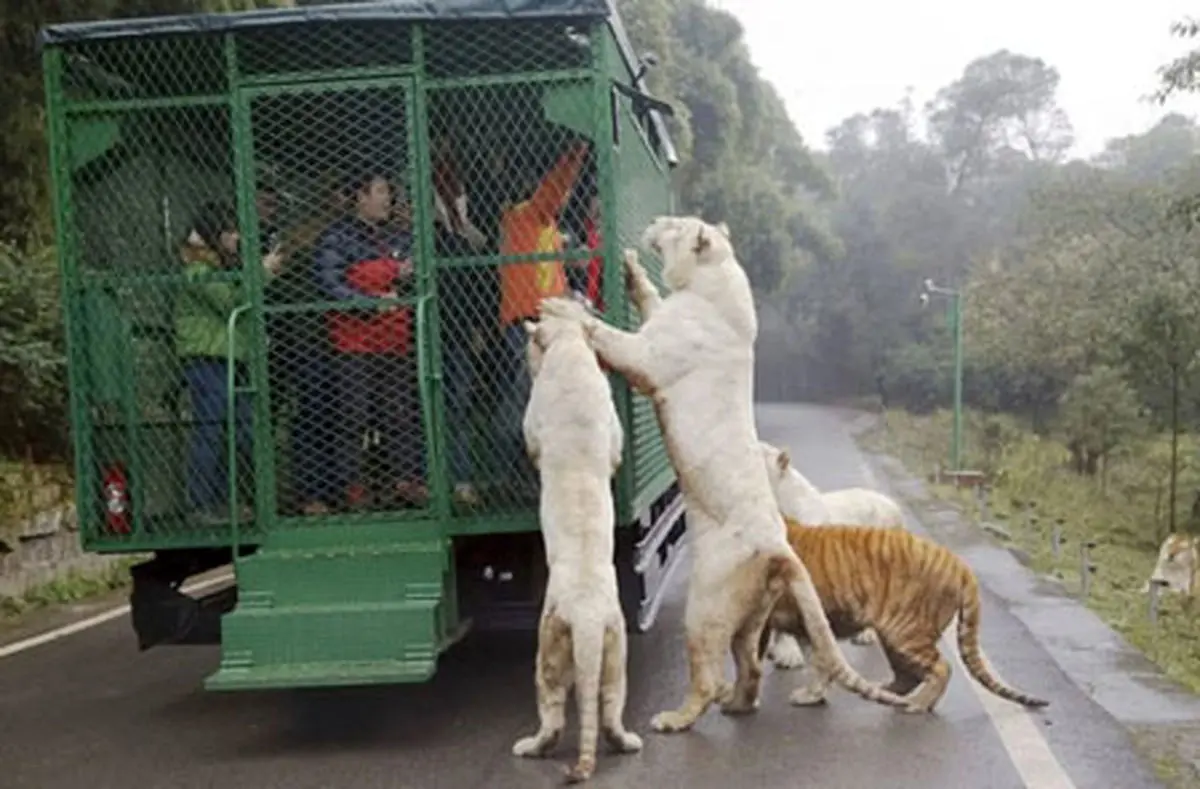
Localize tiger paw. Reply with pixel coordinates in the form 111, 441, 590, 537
512, 735, 552, 758
788, 685, 830, 707
606, 730, 644, 753
720, 696, 761, 716
769, 634, 807, 669
650, 709, 695, 733
714, 681, 735, 705
622, 248, 646, 277
851, 629, 879, 646
539, 296, 591, 323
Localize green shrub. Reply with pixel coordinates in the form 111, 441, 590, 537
0, 241, 67, 462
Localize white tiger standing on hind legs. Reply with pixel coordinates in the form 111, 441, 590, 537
511, 314, 642, 783
540, 216, 913, 735
759, 441, 906, 670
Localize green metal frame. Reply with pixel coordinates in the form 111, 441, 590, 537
41, 3, 683, 692
923, 279, 964, 472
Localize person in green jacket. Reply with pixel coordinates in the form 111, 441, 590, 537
175, 201, 281, 522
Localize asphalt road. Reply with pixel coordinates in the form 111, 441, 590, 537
0, 404, 1179, 789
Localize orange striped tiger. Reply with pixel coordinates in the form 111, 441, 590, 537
762, 518, 1050, 713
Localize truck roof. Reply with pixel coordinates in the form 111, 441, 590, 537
40, 0, 605, 45
39, 0, 676, 165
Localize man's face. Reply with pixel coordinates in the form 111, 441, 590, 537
356, 177, 392, 223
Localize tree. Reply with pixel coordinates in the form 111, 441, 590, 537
638, 0, 835, 290
964, 234, 1122, 418
1056, 365, 1143, 479
0, 242, 66, 460
1156, 17, 1200, 101
926, 50, 1073, 194
1094, 114, 1200, 182
764, 49, 1075, 407
1113, 205, 1200, 530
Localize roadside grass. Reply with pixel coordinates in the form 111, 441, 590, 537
862, 408, 1200, 695
1131, 725, 1200, 789
0, 558, 137, 622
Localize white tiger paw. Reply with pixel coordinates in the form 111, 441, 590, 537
788, 683, 829, 707
769, 633, 807, 670
851, 628, 879, 647
512, 735, 551, 758
650, 709, 694, 733
623, 247, 647, 277
609, 730, 644, 753
539, 295, 591, 324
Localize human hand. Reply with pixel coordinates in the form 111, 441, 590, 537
379, 289, 401, 312
262, 246, 284, 276
465, 224, 488, 251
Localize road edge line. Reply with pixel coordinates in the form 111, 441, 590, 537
0, 571, 235, 659
860, 457, 1077, 789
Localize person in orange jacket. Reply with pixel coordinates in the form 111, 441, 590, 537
492, 138, 591, 476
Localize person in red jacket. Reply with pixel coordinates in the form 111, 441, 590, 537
312, 170, 425, 509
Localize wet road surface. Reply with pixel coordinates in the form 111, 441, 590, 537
0, 404, 1182, 788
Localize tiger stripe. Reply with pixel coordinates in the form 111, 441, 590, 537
773, 517, 1049, 712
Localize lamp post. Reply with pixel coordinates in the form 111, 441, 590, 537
920, 278, 963, 473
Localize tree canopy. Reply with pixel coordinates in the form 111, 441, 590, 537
753, 37, 1200, 449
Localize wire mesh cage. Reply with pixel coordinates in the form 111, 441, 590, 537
42, 1, 678, 551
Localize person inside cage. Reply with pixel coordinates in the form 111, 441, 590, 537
432, 131, 489, 255
492, 137, 591, 481
313, 169, 427, 510
256, 182, 283, 254
174, 201, 282, 524
430, 130, 497, 507
266, 174, 348, 516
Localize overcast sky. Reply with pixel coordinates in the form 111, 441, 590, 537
708, 0, 1200, 158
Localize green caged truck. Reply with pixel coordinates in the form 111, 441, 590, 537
38, 0, 687, 691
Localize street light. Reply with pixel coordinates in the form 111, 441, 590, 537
920, 278, 964, 473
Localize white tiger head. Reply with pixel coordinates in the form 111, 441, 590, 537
640, 215, 733, 293
523, 310, 592, 380
1147, 532, 1199, 595
760, 441, 829, 524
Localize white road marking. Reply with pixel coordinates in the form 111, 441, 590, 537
0, 571, 234, 660
859, 458, 1077, 789
962, 659, 1077, 789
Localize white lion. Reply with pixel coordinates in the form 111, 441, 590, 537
511, 314, 642, 783
759, 441, 906, 669
540, 217, 911, 733
1141, 533, 1198, 596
